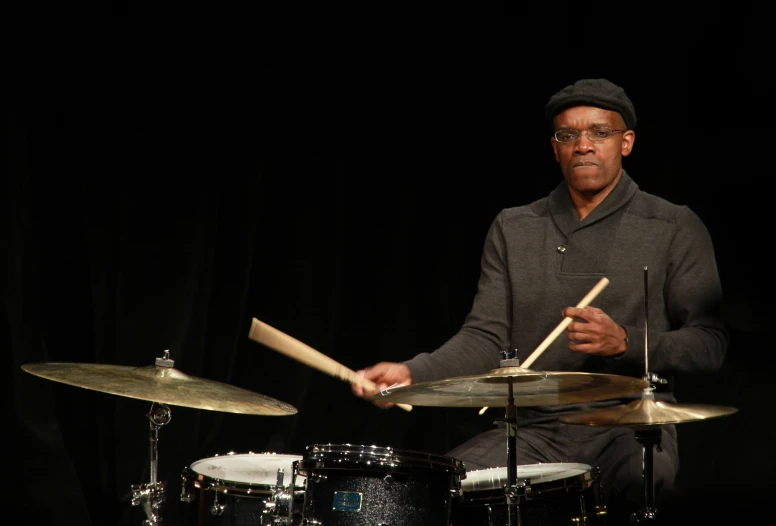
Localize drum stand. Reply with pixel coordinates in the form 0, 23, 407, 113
130, 401, 172, 526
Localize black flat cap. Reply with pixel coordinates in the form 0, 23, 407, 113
545, 78, 637, 131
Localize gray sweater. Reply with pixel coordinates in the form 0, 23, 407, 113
404, 171, 728, 420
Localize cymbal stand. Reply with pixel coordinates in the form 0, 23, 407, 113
131, 401, 171, 525
131, 352, 174, 525
630, 267, 666, 524
630, 375, 667, 525
498, 351, 524, 526
631, 414, 662, 523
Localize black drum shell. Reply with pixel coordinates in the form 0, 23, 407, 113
298, 443, 466, 526
452, 463, 607, 526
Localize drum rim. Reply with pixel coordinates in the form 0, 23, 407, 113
299, 443, 466, 474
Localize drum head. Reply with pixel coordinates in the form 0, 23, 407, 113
188, 452, 305, 488
462, 463, 592, 492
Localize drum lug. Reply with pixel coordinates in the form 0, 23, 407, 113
262, 468, 299, 525
261, 499, 277, 524
572, 490, 594, 524
592, 466, 607, 519
180, 491, 195, 504
210, 492, 226, 516
179, 473, 195, 503
309, 472, 327, 483
505, 480, 527, 499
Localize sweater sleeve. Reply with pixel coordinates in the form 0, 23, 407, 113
616, 206, 729, 375
403, 212, 509, 384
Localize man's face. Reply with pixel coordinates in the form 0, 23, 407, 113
550, 106, 635, 197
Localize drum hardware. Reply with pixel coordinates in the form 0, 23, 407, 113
22, 350, 298, 526
130, 401, 172, 525
560, 267, 738, 524
502, 352, 522, 526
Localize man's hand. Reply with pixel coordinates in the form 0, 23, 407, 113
351, 362, 413, 409
562, 306, 628, 357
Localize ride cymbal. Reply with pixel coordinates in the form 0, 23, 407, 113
21, 361, 297, 416
559, 398, 738, 428
376, 367, 649, 408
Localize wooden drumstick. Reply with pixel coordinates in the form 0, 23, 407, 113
521, 277, 610, 369
248, 318, 413, 412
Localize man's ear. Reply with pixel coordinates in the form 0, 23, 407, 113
621, 130, 635, 157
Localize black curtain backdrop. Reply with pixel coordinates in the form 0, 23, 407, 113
5, 16, 771, 526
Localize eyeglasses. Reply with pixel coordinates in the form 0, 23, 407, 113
553, 127, 625, 143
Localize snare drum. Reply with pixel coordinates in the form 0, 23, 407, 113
180, 452, 306, 526
298, 443, 466, 526
454, 463, 606, 526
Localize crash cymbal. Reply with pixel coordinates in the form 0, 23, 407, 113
21, 362, 297, 416
376, 367, 649, 408
559, 398, 738, 428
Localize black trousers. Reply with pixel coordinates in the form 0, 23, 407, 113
446, 420, 679, 524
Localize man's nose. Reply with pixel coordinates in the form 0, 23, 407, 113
574, 133, 596, 152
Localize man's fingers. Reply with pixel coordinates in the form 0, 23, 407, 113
573, 309, 594, 322
351, 370, 366, 396
565, 306, 605, 321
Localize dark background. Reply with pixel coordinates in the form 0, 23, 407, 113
4, 11, 771, 526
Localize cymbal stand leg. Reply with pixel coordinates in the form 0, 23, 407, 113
630, 427, 662, 524
503, 381, 523, 526
131, 402, 172, 525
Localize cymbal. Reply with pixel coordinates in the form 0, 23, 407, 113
21, 362, 298, 416
559, 398, 738, 428
376, 367, 649, 408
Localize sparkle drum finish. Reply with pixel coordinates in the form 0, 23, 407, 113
297, 443, 466, 526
